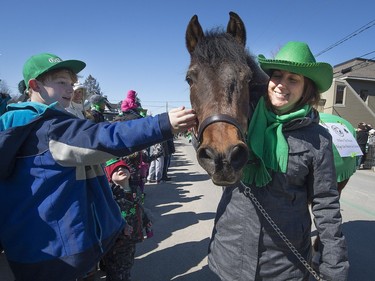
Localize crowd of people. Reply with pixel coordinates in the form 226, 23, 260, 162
0, 39, 374, 281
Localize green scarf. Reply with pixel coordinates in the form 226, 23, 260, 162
242, 97, 311, 187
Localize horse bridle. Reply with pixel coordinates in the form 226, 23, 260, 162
191, 114, 246, 151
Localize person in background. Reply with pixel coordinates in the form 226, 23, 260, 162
147, 142, 165, 184
89, 94, 106, 123
368, 128, 375, 145
18, 80, 30, 102
356, 122, 371, 168
66, 82, 87, 119
0, 52, 196, 281
208, 41, 348, 281
0, 92, 11, 116
114, 94, 150, 193
121, 90, 138, 114
161, 137, 176, 182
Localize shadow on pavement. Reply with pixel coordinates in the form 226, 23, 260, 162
342, 220, 375, 280
129, 140, 221, 280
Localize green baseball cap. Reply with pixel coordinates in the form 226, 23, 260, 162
23, 53, 86, 88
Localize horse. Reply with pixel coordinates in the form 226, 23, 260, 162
185, 11, 268, 186
185, 11, 357, 255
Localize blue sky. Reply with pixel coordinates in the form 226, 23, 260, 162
1, 0, 375, 115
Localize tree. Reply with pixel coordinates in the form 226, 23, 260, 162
0, 79, 11, 95
83, 75, 103, 97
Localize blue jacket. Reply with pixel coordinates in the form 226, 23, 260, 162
0, 102, 173, 281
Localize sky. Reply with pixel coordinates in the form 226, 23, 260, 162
1, 0, 375, 115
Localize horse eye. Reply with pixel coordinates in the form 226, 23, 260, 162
186, 76, 193, 86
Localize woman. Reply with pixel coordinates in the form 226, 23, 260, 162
208, 41, 349, 281
65, 82, 87, 119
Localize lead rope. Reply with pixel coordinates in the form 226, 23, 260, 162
239, 181, 326, 281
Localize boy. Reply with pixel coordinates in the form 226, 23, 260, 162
0, 53, 196, 281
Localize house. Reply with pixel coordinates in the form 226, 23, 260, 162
320, 58, 375, 129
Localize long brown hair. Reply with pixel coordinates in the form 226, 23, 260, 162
265, 71, 320, 113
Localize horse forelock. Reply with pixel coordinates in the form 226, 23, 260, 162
192, 29, 249, 67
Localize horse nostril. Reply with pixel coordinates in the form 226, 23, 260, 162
198, 146, 215, 160
229, 144, 249, 171
197, 147, 219, 175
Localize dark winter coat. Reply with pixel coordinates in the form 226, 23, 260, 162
208, 111, 349, 281
111, 184, 149, 243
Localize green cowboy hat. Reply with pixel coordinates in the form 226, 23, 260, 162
258, 41, 333, 93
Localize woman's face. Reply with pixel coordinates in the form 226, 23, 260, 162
267, 70, 305, 114
72, 88, 84, 103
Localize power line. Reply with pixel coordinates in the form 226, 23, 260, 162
315, 19, 375, 57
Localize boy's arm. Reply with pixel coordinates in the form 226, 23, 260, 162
49, 108, 195, 167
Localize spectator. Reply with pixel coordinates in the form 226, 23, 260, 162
161, 137, 176, 182
89, 94, 106, 123
102, 158, 152, 281
368, 128, 375, 145
0, 92, 11, 116
121, 90, 138, 114
66, 82, 87, 119
147, 142, 165, 184
114, 94, 149, 192
356, 122, 370, 168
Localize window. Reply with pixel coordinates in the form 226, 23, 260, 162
360, 89, 368, 102
335, 85, 345, 105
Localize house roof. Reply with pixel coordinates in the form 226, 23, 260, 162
333, 58, 375, 80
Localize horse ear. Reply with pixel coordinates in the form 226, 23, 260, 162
186, 15, 204, 54
227, 11, 246, 47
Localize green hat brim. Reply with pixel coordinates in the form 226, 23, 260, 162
258, 55, 333, 93
41, 59, 86, 76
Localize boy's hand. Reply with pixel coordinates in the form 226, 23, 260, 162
168, 106, 196, 134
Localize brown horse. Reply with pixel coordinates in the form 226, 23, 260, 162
185, 11, 268, 186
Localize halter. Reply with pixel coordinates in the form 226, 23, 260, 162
191, 114, 246, 151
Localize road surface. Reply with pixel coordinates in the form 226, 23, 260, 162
1, 137, 374, 280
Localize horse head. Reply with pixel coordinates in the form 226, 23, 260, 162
185, 12, 268, 186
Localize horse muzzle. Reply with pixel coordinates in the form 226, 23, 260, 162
191, 114, 249, 186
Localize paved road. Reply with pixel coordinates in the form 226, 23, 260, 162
1, 137, 375, 280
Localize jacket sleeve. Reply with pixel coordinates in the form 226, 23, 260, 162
48, 113, 173, 166
311, 132, 349, 281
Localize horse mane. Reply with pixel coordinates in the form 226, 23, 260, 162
193, 28, 268, 89
192, 28, 249, 66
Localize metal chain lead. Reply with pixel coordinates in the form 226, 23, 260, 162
240, 181, 325, 281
